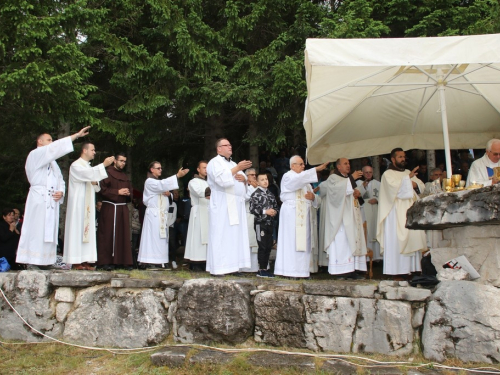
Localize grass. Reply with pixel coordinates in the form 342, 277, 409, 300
1, 339, 499, 375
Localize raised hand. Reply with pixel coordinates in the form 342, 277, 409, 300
103, 156, 115, 167
176, 168, 190, 178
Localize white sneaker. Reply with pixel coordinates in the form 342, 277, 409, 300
171, 261, 178, 269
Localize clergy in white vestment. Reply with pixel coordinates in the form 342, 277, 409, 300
138, 162, 189, 266
184, 160, 211, 269
16, 126, 91, 267
275, 156, 329, 278
322, 159, 367, 278
356, 166, 382, 261
206, 138, 252, 275
466, 139, 500, 187
377, 148, 427, 278
308, 188, 321, 273
240, 168, 259, 272
63, 143, 115, 269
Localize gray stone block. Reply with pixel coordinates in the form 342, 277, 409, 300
407, 184, 500, 230
49, 271, 114, 287
63, 286, 169, 348
160, 280, 184, 289
110, 278, 163, 288
247, 352, 315, 371
54, 287, 75, 302
254, 291, 306, 348
150, 346, 190, 367
304, 281, 377, 298
188, 349, 236, 364
422, 281, 500, 363
379, 286, 431, 302
257, 281, 303, 293
175, 279, 254, 344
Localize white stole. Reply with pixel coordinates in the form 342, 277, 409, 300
295, 188, 307, 251
44, 162, 59, 242
75, 158, 93, 243
214, 156, 239, 226
159, 194, 167, 238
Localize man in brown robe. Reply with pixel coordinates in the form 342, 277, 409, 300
97, 152, 134, 270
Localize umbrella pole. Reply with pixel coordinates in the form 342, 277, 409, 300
437, 82, 453, 178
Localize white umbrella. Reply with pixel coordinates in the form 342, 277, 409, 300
304, 34, 500, 176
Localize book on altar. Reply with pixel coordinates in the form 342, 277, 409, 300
443, 255, 480, 279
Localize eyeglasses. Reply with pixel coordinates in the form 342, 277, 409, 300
247, 173, 256, 176
153, 167, 162, 170
293, 163, 305, 166
219, 144, 232, 147
488, 151, 500, 157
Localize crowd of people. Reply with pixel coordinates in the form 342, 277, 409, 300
2, 127, 500, 281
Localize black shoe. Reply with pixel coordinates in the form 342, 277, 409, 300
231, 272, 244, 277
257, 269, 275, 278
346, 272, 365, 280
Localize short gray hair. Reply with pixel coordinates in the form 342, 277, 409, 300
486, 139, 500, 151
245, 168, 256, 176
362, 165, 373, 173
430, 167, 441, 175
290, 155, 302, 167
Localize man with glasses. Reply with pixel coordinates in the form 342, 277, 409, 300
275, 156, 329, 279
466, 139, 500, 187
97, 153, 134, 271
138, 162, 189, 270
206, 138, 252, 276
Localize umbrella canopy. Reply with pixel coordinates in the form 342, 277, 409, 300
304, 34, 500, 174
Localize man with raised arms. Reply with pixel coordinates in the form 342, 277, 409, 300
16, 126, 90, 269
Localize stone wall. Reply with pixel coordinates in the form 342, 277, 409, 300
1, 271, 499, 363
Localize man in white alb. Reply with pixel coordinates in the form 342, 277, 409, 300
184, 160, 210, 271
356, 165, 382, 261
16, 126, 91, 269
466, 139, 500, 187
377, 148, 427, 279
321, 158, 367, 278
138, 161, 189, 269
275, 156, 329, 278
206, 138, 252, 276
63, 143, 115, 270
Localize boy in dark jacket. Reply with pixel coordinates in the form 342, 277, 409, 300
249, 172, 279, 277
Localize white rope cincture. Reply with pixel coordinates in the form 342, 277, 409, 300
1, 286, 499, 373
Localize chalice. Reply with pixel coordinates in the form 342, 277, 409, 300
451, 174, 462, 189
442, 178, 453, 191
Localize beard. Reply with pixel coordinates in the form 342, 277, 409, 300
394, 160, 406, 170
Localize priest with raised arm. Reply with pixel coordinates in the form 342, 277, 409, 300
206, 138, 252, 276
377, 148, 427, 279
321, 158, 367, 279
16, 126, 90, 269
275, 157, 329, 279
138, 162, 189, 269
63, 143, 115, 270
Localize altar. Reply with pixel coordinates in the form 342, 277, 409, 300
406, 184, 500, 286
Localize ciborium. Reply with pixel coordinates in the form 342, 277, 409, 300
494, 167, 500, 180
